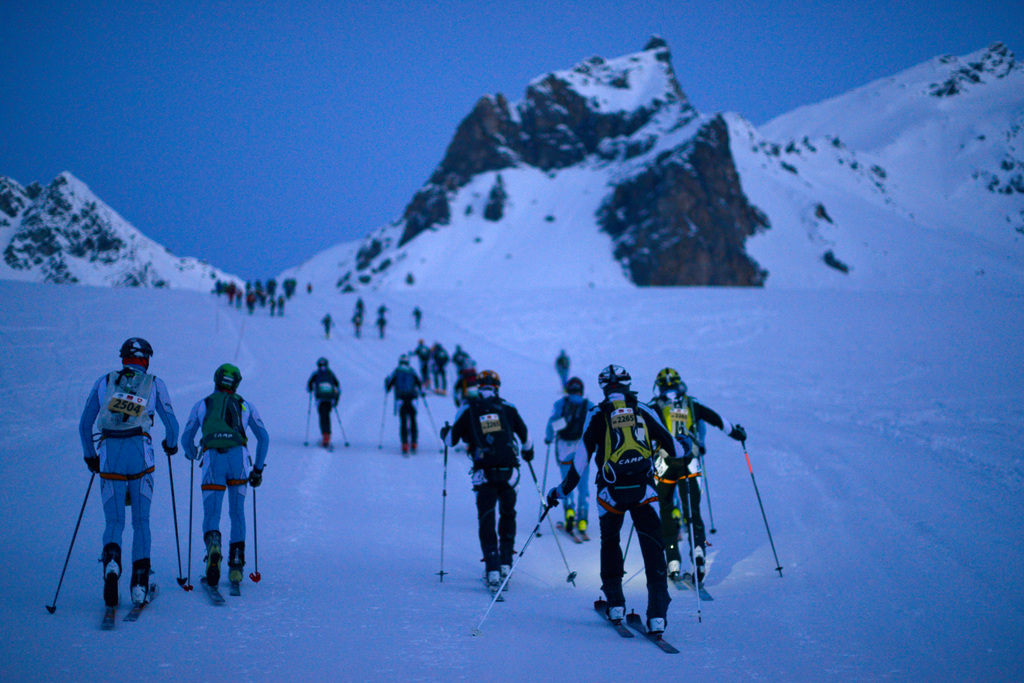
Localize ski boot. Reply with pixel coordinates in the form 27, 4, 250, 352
647, 617, 666, 635
564, 508, 575, 533
401, 443, 410, 454
321, 433, 331, 448
667, 559, 681, 580
102, 543, 121, 607
410, 442, 417, 454
607, 605, 625, 623
130, 558, 151, 605
693, 544, 706, 583
204, 530, 222, 587
228, 541, 245, 588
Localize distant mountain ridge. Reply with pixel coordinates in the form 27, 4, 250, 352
0, 172, 240, 289
314, 39, 1023, 292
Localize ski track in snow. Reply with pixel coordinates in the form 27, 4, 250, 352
3, 280, 1024, 681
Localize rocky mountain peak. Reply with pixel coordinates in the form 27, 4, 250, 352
930, 42, 1017, 97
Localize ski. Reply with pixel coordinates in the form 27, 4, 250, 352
594, 600, 634, 638
101, 606, 116, 630
675, 572, 714, 601
625, 612, 679, 654
229, 581, 241, 596
123, 584, 159, 622
556, 522, 583, 544
200, 578, 226, 605
577, 529, 591, 542
482, 575, 505, 602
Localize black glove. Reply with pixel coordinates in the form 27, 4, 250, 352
729, 424, 747, 442
84, 456, 100, 474
546, 486, 561, 509
440, 425, 451, 441
544, 437, 552, 445
522, 448, 534, 463
249, 467, 264, 488
162, 440, 178, 456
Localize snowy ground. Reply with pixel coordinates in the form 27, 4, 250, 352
1, 279, 1022, 681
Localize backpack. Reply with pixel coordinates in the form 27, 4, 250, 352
433, 347, 449, 365
312, 370, 340, 401
98, 369, 155, 437
392, 367, 419, 400
466, 395, 519, 481
557, 397, 588, 441
201, 392, 248, 451
597, 394, 655, 487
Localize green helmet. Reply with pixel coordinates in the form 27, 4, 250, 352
214, 363, 242, 392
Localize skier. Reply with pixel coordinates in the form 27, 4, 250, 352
78, 337, 180, 607
277, 295, 285, 316
306, 357, 341, 449
555, 350, 571, 388
352, 310, 363, 338
384, 355, 423, 454
543, 376, 595, 538
454, 364, 478, 407
547, 364, 691, 635
376, 306, 387, 339
441, 370, 533, 588
354, 297, 364, 317
321, 313, 333, 339
413, 306, 422, 330
181, 364, 269, 592
452, 344, 471, 373
647, 367, 747, 584
431, 342, 449, 394
413, 339, 432, 388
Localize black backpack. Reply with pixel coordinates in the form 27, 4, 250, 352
466, 395, 518, 479
557, 397, 588, 441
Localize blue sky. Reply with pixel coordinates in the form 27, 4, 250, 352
3, 1, 1022, 280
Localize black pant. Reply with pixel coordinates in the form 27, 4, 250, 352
599, 496, 670, 620
398, 399, 418, 445
317, 400, 332, 435
657, 473, 705, 565
475, 481, 517, 571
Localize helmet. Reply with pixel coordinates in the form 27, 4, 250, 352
477, 370, 501, 388
317, 357, 329, 368
398, 355, 410, 366
565, 377, 584, 395
119, 337, 153, 360
597, 364, 631, 395
654, 367, 686, 395
214, 363, 242, 392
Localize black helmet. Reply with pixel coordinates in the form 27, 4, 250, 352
566, 377, 584, 395
317, 357, 329, 369
597, 364, 631, 395
214, 363, 242, 392
119, 337, 153, 360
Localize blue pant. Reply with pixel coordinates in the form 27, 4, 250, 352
201, 447, 249, 544
100, 436, 155, 562
555, 439, 589, 523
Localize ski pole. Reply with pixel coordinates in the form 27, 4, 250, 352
742, 440, 783, 577
437, 425, 450, 582
166, 452, 187, 589
536, 442, 551, 535
472, 504, 555, 636
186, 457, 194, 590
378, 392, 388, 449
249, 487, 261, 582
46, 473, 95, 613
303, 393, 312, 446
683, 472, 703, 623
332, 406, 350, 447
622, 522, 635, 564
420, 395, 441, 452
698, 447, 716, 534
525, 460, 576, 585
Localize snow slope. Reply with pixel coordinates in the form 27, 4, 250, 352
2, 278, 1022, 680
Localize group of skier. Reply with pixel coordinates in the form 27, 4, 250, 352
78, 338, 270, 615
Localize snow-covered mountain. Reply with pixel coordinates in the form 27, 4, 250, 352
0, 172, 242, 290
318, 39, 1023, 293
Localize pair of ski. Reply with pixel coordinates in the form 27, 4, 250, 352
594, 600, 679, 654
555, 522, 590, 544
200, 577, 243, 604
482, 575, 507, 602
101, 585, 160, 629
672, 572, 714, 601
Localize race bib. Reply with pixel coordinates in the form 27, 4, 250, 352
108, 392, 147, 418
670, 407, 689, 435
480, 413, 502, 434
610, 407, 636, 429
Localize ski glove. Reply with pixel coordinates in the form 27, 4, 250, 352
249, 467, 264, 488
439, 425, 451, 442
522, 447, 534, 463
729, 424, 747, 442
162, 440, 178, 456
84, 456, 100, 474
546, 487, 561, 509
544, 437, 552, 445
